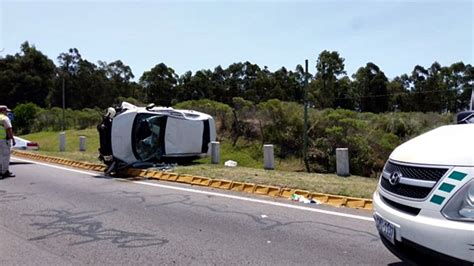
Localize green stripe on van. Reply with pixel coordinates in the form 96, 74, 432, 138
438, 183, 455, 193
448, 171, 467, 181
430, 195, 445, 205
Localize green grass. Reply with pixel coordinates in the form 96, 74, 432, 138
21, 128, 101, 163
19, 129, 378, 199
174, 165, 377, 198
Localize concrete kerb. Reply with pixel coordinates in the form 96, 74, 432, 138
11, 150, 373, 210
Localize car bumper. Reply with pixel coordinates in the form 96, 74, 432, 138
373, 191, 474, 264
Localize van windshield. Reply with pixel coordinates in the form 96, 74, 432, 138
132, 114, 167, 161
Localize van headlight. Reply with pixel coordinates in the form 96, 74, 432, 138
441, 180, 474, 221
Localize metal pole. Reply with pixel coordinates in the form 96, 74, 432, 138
62, 75, 65, 131
303, 59, 310, 173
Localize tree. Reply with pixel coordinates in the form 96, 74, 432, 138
268, 65, 309, 104
12, 102, 40, 134
50, 48, 113, 109
231, 97, 254, 146
139, 63, 178, 106
253, 66, 275, 102
176, 69, 216, 102
210, 65, 227, 103
48, 48, 83, 108
57, 48, 82, 76
98, 60, 135, 100
313, 50, 346, 108
353, 62, 389, 113
333, 76, 357, 110
387, 75, 411, 112
0, 41, 56, 108
409, 63, 450, 113
444, 62, 473, 112
74, 59, 110, 109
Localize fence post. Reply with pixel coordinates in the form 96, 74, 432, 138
211, 141, 220, 164
79, 136, 86, 151
264, 144, 275, 170
336, 148, 350, 176
59, 132, 66, 152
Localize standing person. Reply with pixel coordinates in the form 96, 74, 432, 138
0, 105, 15, 178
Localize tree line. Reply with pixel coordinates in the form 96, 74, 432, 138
1, 41, 472, 113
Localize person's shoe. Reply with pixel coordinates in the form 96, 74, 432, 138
3, 171, 15, 178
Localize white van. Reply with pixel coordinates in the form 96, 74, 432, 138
98, 102, 216, 173
373, 111, 474, 265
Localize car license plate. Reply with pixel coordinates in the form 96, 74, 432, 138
374, 213, 395, 245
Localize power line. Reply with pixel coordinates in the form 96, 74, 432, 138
332, 87, 470, 101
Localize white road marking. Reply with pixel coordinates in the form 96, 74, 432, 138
13, 157, 101, 176
132, 180, 374, 221
13, 156, 374, 222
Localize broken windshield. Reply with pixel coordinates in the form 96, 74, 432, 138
132, 114, 167, 162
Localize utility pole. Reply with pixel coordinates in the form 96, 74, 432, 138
303, 59, 310, 173
62, 75, 65, 131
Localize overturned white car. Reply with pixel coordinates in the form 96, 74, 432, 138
98, 102, 216, 173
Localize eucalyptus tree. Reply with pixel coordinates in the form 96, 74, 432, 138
313, 50, 346, 109
52, 48, 111, 109
333, 76, 357, 110
445, 62, 473, 111
353, 62, 389, 113
253, 66, 275, 102
139, 63, 178, 107
387, 75, 411, 112
211, 65, 228, 103
0, 41, 56, 108
98, 60, 135, 101
176, 69, 215, 103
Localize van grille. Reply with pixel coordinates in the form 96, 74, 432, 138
381, 177, 432, 199
383, 161, 447, 182
380, 161, 448, 199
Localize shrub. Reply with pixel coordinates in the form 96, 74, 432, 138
13, 102, 40, 135
174, 99, 233, 136
74, 108, 102, 130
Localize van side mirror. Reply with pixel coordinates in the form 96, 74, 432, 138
456, 111, 474, 124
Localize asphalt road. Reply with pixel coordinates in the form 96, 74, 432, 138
0, 157, 402, 265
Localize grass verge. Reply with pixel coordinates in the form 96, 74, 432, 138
19, 129, 378, 199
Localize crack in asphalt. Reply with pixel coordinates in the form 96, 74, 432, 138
0, 190, 30, 203
23, 209, 169, 248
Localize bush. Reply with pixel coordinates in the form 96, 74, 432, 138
74, 108, 102, 130
13, 102, 40, 135
156, 101, 450, 177
257, 99, 304, 157
174, 99, 233, 136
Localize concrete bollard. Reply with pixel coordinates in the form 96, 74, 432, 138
59, 132, 66, 152
211, 141, 220, 164
263, 144, 275, 170
79, 136, 86, 151
336, 148, 350, 177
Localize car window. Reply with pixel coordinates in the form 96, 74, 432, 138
132, 114, 166, 161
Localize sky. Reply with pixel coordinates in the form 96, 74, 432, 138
1, 0, 473, 80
